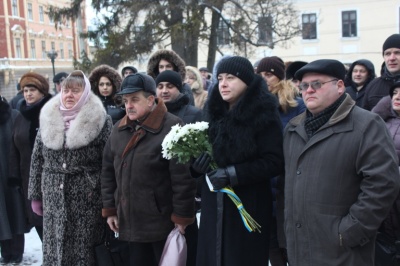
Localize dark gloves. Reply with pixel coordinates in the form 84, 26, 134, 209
190, 152, 211, 178
7, 178, 22, 188
207, 165, 238, 190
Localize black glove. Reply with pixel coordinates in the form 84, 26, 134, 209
190, 152, 211, 177
207, 166, 237, 190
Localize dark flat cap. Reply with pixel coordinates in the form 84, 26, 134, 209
294, 59, 346, 81
117, 73, 156, 95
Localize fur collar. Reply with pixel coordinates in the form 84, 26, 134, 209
372, 95, 397, 121
40, 92, 107, 150
147, 50, 186, 80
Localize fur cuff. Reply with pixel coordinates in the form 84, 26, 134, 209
171, 213, 195, 226
102, 208, 117, 218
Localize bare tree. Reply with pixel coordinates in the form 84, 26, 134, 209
48, 0, 301, 70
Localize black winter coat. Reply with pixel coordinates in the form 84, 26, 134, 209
165, 93, 202, 124
9, 95, 52, 227
197, 75, 284, 266
0, 99, 28, 240
99, 96, 125, 124
363, 68, 400, 110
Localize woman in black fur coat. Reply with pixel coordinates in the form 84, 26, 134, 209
196, 56, 284, 266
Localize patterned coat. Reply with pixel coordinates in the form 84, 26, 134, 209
28, 93, 113, 266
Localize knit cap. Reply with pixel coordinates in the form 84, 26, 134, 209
20, 72, 50, 96
382, 34, 400, 54
217, 56, 254, 86
155, 70, 183, 92
256, 56, 285, 80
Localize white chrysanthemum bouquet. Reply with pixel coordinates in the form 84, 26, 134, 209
162, 121, 261, 233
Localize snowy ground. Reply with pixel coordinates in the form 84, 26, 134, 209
18, 228, 42, 266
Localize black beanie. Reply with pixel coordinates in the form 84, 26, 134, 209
217, 56, 254, 86
390, 81, 400, 98
155, 70, 183, 92
256, 56, 285, 80
382, 34, 400, 54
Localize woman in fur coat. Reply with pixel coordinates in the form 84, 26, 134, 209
28, 71, 113, 266
89, 64, 125, 124
9, 72, 52, 243
196, 56, 284, 266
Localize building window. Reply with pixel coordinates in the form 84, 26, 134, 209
68, 43, 73, 59
258, 16, 273, 46
342, 10, 357, 37
27, 3, 33, 20
39, 6, 44, 22
15, 38, 21, 58
51, 42, 55, 50
60, 43, 64, 59
30, 40, 36, 59
12, 0, 18, 16
217, 19, 230, 45
302, 13, 317, 40
41, 41, 46, 59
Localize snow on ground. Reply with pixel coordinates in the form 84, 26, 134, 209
20, 228, 42, 266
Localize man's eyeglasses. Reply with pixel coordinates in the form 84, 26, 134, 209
299, 79, 338, 91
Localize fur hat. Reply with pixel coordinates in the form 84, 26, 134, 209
88, 64, 122, 97
257, 56, 285, 80
217, 56, 254, 86
155, 70, 182, 92
118, 73, 156, 96
20, 72, 50, 96
295, 59, 346, 81
382, 34, 400, 54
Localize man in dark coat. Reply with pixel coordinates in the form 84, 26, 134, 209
282, 59, 400, 265
344, 59, 376, 107
147, 49, 195, 105
101, 73, 196, 266
196, 56, 284, 266
0, 96, 28, 264
363, 34, 400, 110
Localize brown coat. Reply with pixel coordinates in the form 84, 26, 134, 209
101, 99, 196, 242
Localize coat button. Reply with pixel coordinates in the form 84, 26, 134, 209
296, 222, 302, 228
62, 163, 67, 169
296, 170, 301, 175
60, 183, 64, 189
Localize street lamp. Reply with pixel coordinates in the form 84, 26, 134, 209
47, 49, 58, 82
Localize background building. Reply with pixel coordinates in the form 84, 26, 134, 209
0, 0, 88, 100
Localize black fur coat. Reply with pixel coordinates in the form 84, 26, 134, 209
197, 75, 284, 266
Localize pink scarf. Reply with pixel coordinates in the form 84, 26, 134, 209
59, 71, 91, 130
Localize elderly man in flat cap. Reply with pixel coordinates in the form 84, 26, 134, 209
280, 59, 400, 265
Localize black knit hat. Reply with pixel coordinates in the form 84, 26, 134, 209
295, 59, 346, 81
217, 56, 254, 86
155, 70, 183, 92
117, 73, 156, 95
390, 81, 400, 98
382, 34, 400, 54
256, 56, 285, 80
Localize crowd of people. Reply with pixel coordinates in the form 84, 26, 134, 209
0, 33, 400, 266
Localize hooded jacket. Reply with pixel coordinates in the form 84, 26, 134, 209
147, 49, 195, 105
344, 59, 376, 107
89, 64, 125, 124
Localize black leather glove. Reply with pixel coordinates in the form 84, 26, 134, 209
190, 152, 211, 177
207, 165, 238, 190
